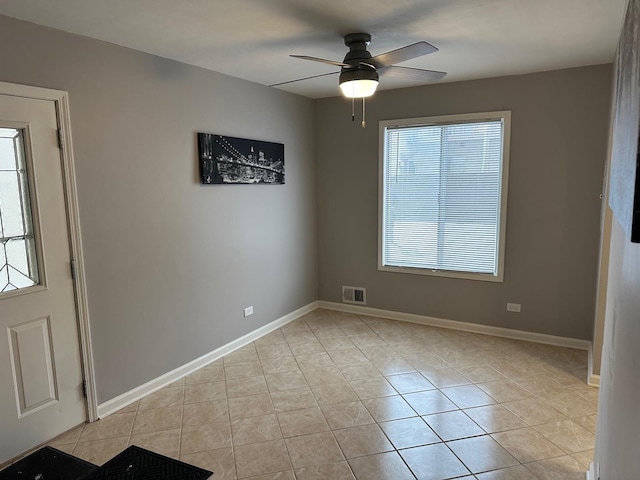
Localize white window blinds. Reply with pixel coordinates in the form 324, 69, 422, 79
381, 116, 506, 277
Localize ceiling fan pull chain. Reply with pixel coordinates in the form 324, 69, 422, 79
362, 97, 366, 128
352, 97, 355, 122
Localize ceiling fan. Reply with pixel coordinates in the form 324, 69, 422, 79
272, 33, 446, 126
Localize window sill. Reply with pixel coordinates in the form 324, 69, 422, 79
378, 264, 504, 282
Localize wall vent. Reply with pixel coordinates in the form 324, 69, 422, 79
342, 286, 366, 305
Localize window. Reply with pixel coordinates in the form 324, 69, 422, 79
0, 127, 40, 293
379, 111, 511, 281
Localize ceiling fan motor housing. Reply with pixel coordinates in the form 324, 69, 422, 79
339, 67, 378, 84
341, 32, 378, 82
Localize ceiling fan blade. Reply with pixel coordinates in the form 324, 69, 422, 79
290, 55, 349, 68
369, 42, 438, 69
270, 71, 339, 87
379, 66, 447, 82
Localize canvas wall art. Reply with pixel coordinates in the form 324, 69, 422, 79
198, 133, 284, 185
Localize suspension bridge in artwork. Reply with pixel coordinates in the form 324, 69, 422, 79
199, 133, 284, 184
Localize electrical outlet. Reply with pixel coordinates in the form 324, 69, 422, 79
244, 306, 253, 317
506, 303, 521, 312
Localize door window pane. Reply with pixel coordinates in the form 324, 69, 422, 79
0, 128, 39, 293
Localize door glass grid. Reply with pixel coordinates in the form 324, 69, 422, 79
0, 127, 39, 293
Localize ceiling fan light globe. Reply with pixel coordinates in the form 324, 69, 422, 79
339, 79, 379, 98
339, 67, 379, 98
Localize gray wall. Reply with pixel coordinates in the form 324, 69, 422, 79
0, 15, 317, 403
316, 65, 612, 340
595, 0, 640, 476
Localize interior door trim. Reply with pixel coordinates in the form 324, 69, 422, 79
0, 81, 98, 422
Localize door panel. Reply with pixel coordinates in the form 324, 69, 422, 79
8, 317, 57, 416
0, 94, 85, 462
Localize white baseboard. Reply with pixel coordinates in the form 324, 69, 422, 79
587, 344, 601, 387
97, 301, 318, 418
318, 301, 592, 351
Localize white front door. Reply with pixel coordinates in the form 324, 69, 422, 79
0, 93, 85, 463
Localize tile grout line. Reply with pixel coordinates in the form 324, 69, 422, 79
125, 403, 137, 455
176, 386, 184, 462
222, 351, 241, 480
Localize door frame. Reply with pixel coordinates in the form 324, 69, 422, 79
0, 81, 97, 422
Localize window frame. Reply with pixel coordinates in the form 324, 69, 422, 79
378, 111, 511, 282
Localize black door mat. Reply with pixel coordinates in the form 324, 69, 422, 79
0, 445, 211, 480
0, 446, 97, 480
81, 446, 211, 480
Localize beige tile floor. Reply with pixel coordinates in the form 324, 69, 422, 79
46, 309, 598, 479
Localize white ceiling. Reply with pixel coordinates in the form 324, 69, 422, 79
0, 0, 627, 98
